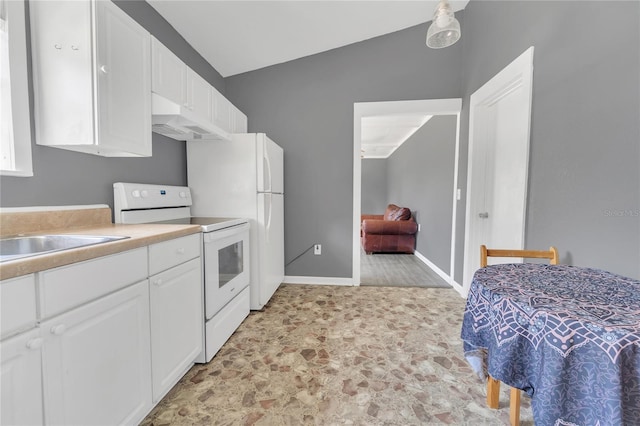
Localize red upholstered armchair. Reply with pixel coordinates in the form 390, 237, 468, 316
361, 204, 418, 254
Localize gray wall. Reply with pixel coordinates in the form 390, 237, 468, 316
0, 0, 225, 210
361, 159, 388, 214
454, 1, 640, 281
225, 22, 464, 278
228, 1, 639, 281
387, 115, 456, 274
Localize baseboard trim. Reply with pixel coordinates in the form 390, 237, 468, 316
414, 251, 452, 284
413, 252, 466, 297
283, 276, 354, 286
449, 280, 465, 298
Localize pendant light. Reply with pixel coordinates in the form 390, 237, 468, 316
426, 0, 461, 49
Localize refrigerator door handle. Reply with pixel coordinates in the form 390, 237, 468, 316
265, 193, 272, 244
263, 151, 272, 193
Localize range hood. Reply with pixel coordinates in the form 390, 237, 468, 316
151, 93, 231, 141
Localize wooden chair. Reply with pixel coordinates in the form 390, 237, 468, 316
480, 245, 559, 426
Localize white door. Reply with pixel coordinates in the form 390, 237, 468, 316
1, 329, 44, 426
462, 47, 535, 295
149, 258, 202, 402
96, 0, 151, 155
41, 281, 152, 426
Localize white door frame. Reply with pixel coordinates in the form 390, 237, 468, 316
462, 47, 535, 296
353, 98, 462, 287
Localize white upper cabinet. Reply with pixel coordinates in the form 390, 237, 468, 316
151, 36, 186, 107
211, 87, 231, 131
231, 104, 248, 133
151, 37, 247, 137
185, 68, 212, 121
30, 0, 152, 157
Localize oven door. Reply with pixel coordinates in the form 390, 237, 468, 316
203, 223, 250, 319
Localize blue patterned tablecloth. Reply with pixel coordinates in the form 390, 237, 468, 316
461, 263, 640, 426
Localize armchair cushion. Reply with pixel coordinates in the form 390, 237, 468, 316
383, 204, 411, 221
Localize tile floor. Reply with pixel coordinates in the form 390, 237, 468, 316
141, 284, 532, 425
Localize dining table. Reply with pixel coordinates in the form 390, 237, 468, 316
460, 263, 640, 426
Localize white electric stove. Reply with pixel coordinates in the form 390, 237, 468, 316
113, 182, 251, 363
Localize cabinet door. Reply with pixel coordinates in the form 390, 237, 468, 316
95, 0, 151, 156
150, 258, 203, 402
1, 329, 44, 426
41, 281, 152, 426
151, 36, 186, 105
186, 69, 212, 121
30, 0, 94, 147
231, 105, 248, 133
211, 87, 231, 132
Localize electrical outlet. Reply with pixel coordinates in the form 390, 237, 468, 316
418, 224, 421, 232
314, 244, 322, 255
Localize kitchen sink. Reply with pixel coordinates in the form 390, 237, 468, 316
0, 235, 130, 263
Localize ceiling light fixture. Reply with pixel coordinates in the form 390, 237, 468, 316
426, 0, 461, 49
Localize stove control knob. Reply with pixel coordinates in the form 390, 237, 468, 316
179, 191, 187, 198
141, 190, 149, 198
132, 190, 140, 198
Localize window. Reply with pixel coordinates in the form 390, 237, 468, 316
1, 0, 32, 177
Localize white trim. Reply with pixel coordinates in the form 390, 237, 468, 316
412, 251, 465, 298
353, 98, 462, 290
283, 276, 354, 286
449, 113, 461, 285
353, 104, 363, 287
413, 250, 451, 284
450, 280, 465, 297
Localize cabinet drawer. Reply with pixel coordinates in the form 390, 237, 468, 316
39, 248, 147, 318
1, 275, 37, 339
149, 233, 200, 276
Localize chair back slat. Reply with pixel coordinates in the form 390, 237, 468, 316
480, 245, 559, 268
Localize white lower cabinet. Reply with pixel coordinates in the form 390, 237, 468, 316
0, 328, 44, 426
150, 257, 203, 402
40, 280, 152, 426
0, 234, 203, 425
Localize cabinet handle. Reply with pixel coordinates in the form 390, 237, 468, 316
50, 324, 66, 335
99, 65, 108, 74
177, 248, 185, 255
154, 279, 163, 286
26, 338, 43, 350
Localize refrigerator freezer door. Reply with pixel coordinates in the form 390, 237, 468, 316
257, 134, 284, 194
254, 193, 284, 309
187, 137, 257, 218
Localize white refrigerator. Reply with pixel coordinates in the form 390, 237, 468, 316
187, 133, 284, 310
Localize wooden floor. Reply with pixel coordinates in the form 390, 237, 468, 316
360, 250, 451, 288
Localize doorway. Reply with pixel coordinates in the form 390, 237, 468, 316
462, 47, 535, 295
353, 99, 462, 287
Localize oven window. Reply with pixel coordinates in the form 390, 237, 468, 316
218, 241, 243, 288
